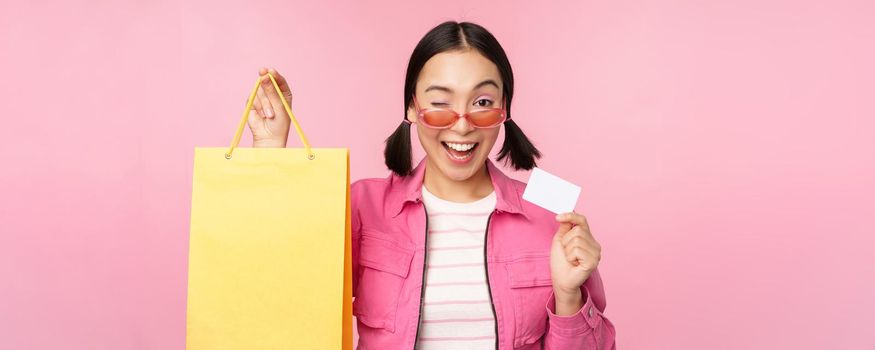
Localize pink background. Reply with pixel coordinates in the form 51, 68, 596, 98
1, 0, 873, 348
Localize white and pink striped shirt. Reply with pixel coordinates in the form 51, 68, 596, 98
416, 184, 497, 350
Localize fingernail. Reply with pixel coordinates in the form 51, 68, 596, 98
265, 108, 274, 118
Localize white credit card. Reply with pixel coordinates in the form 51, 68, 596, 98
522, 167, 581, 214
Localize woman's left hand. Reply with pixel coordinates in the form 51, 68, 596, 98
550, 212, 602, 302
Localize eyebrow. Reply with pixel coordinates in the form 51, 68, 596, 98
424, 79, 500, 93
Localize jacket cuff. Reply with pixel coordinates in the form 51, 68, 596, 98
545, 286, 602, 335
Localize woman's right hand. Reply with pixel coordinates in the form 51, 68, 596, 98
249, 67, 293, 148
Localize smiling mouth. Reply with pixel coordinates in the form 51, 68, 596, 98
441, 141, 479, 160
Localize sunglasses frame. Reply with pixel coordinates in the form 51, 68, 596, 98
408, 95, 508, 129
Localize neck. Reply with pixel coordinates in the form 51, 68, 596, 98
423, 161, 494, 203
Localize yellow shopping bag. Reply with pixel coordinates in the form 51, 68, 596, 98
186, 73, 352, 349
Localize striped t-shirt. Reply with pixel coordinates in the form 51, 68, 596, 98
416, 184, 497, 349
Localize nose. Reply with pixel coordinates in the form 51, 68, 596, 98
449, 112, 475, 134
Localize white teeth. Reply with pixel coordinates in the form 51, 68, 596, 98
447, 150, 472, 160
445, 142, 476, 152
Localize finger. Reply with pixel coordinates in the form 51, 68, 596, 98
267, 68, 292, 99
552, 228, 563, 246
588, 237, 602, 252
564, 246, 588, 267
249, 89, 265, 119
564, 240, 602, 264
555, 222, 573, 237
569, 226, 598, 248
260, 74, 286, 117
556, 212, 590, 231
564, 240, 591, 260
564, 228, 601, 255
256, 83, 274, 118
565, 246, 599, 270
561, 232, 587, 249
560, 226, 587, 246
565, 242, 600, 263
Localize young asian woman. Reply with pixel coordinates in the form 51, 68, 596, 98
248, 21, 616, 350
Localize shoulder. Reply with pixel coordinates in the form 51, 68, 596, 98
350, 178, 386, 232
352, 168, 411, 201
497, 175, 560, 231
351, 176, 395, 211
504, 176, 528, 195
352, 176, 390, 196
511, 177, 557, 221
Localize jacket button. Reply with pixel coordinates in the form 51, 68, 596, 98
587, 306, 594, 318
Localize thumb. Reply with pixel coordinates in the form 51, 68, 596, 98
555, 222, 573, 237
551, 224, 570, 251
552, 222, 572, 249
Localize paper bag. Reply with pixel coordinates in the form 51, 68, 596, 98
187, 73, 352, 349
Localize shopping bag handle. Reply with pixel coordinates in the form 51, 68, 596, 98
225, 72, 314, 160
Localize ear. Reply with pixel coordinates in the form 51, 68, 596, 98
406, 104, 418, 124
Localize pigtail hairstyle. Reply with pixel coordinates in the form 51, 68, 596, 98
496, 119, 541, 170
383, 120, 413, 176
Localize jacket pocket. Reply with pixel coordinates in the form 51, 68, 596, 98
505, 255, 553, 348
353, 232, 414, 333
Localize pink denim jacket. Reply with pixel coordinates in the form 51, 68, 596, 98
351, 157, 617, 349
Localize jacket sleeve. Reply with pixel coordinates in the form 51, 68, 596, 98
350, 182, 362, 299
543, 269, 617, 349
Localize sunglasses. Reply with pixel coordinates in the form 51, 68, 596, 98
408, 96, 508, 129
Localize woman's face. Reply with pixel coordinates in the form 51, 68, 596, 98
407, 49, 504, 182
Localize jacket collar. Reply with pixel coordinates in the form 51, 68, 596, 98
386, 156, 527, 218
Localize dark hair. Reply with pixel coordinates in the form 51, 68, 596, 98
384, 21, 541, 176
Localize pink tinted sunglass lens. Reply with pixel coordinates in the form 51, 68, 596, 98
468, 109, 504, 127
422, 110, 458, 127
